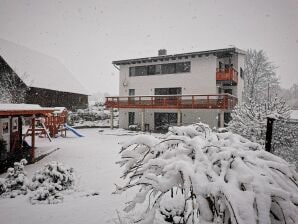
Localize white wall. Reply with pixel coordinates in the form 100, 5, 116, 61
119, 108, 219, 131
237, 54, 245, 103
119, 55, 217, 96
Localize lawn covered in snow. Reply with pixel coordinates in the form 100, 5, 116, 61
0, 128, 138, 224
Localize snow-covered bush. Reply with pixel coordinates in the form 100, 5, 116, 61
228, 97, 290, 145
29, 161, 75, 204
68, 104, 109, 125
227, 97, 298, 167
0, 159, 29, 198
115, 123, 298, 224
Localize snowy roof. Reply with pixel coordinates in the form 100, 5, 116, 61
113, 47, 246, 65
290, 110, 298, 119
0, 38, 88, 95
53, 107, 67, 114
0, 103, 55, 116
0, 104, 42, 111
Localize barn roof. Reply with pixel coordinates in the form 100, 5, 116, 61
0, 38, 88, 95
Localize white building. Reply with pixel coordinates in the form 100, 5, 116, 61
106, 47, 246, 131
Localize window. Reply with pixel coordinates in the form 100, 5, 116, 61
128, 89, 135, 96
224, 89, 233, 95
12, 117, 18, 132
148, 64, 161, 75
2, 122, 9, 134
129, 67, 136, 76
128, 89, 135, 104
154, 113, 178, 131
128, 112, 135, 125
240, 67, 244, 79
161, 63, 176, 74
130, 66, 147, 76
129, 61, 191, 77
176, 62, 191, 73
155, 87, 181, 95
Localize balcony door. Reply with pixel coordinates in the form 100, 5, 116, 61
154, 113, 178, 132
155, 87, 182, 106
128, 89, 135, 105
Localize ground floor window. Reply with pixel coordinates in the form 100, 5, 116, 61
128, 112, 135, 125
154, 112, 178, 131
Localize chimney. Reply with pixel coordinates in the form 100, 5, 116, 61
158, 49, 167, 56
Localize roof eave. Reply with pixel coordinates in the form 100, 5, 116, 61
112, 47, 246, 65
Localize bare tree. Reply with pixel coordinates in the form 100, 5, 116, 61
0, 71, 28, 104
244, 49, 279, 102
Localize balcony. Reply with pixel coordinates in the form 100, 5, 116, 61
216, 68, 238, 85
105, 94, 237, 110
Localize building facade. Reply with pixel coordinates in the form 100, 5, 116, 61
106, 48, 246, 131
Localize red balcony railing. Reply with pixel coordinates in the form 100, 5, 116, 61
105, 94, 237, 110
216, 68, 238, 85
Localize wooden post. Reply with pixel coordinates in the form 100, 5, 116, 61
110, 108, 114, 129
31, 115, 36, 162
219, 111, 224, 128
177, 109, 181, 126
141, 108, 145, 132
265, 117, 275, 152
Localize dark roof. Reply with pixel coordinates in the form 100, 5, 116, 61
113, 47, 246, 65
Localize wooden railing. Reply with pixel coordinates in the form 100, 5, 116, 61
105, 94, 237, 110
216, 68, 238, 84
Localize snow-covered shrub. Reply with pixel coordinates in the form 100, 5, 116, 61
0, 178, 7, 195
68, 104, 109, 126
0, 159, 29, 198
115, 123, 298, 224
29, 161, 75, 204
228, 97, 290, 146
227, 98, 298, 167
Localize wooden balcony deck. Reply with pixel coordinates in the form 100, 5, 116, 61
105, 94, 237, 110
216, 68, 238, 85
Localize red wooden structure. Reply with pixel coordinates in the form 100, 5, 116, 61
105, 94, 237, 110
0, 107, 55, 163
44, 109, 68, 137
216, 68, 238, 85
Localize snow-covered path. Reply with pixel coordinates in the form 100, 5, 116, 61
0, 129, 136, 224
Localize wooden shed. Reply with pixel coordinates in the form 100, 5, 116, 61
0, 104, 55, 170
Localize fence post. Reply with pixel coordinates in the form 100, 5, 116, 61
265, 117, 275, 152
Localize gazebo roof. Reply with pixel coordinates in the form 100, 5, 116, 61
0, 104, 55, 116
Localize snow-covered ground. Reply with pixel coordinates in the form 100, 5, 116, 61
291, 109, 298, 119
0, 128, 140, 224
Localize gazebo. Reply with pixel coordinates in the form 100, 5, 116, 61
0, 104, 55, 166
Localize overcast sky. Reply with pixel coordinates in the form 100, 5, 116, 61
0, 0, 297, 95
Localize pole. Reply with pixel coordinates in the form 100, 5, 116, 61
110, 108, 114, 129
177, 109, 181, 126
219, 111, 225, 128
31, 115, 36, 162
141, 108, 145, 132
265, 117, 275, 152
